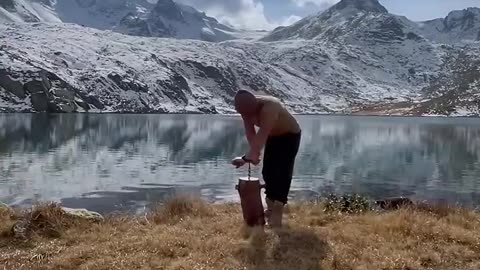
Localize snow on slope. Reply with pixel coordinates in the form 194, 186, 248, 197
0, 0, 237, 42
115, 0, 236, 42
258, 0, 443, 101
1, 0, 479, 115
0, 0, 60, 23
0, 20, 453, 115
0, 23, 346, 114
419, 8, 480, 44
411, 44, 480, 116
259, 0, 480, 116
50, 0, 155, 30
3, 17, 442, 114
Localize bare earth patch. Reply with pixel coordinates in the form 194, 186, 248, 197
1, 196, 479, 270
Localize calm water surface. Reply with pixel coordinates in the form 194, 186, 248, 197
1, 114, 480, 214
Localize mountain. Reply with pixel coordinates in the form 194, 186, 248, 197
259, 0, 441, 107
262, 0, 480, 45
259, 0, 480, 116
262, 0, 422, 42
0, 23, 308, 113
0, 23, 361, 114
419, 7, 480, 44
0, 0, 479, 116
0, 0, 236, 42
0, 0, 61, 23
115, 0, 235, 41
411, 45, 480, 116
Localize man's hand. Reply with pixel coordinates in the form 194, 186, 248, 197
245, 151, 261, 165
231, 157, 247, 168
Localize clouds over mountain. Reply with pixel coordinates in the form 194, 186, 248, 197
174, 0, 308, 29
175, 0, 274, 30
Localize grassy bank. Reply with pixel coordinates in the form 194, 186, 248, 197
1, 196, 480, 270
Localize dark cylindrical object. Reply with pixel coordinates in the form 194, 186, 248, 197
236, 177, 265, 227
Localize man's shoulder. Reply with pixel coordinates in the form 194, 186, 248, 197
257, 95, 283, 118
255, 95, 282, 106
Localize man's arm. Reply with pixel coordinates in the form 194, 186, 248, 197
246, 103, 279, 162
242, 114, 256, 148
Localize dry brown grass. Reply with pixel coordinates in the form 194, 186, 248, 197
1, 196, 479, 270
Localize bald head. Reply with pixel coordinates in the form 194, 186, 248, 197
234, 90, 258, 116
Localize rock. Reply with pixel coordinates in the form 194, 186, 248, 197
75, 96, 90, 111
0, 0, 15, 11
61, 207, 104, 222
0, 202, 11, 212
24, 77, 50, 94
30, 92, 49, 111
375, 197, 414, 210
54, 101, 77, 113
51, 87, 74, 100
198, 105, 218, 114
0, 71, 26, 98
21, 73, 52, 111
12, 219, 30, 240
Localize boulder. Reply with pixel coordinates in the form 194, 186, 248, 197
61, 207, 104, 222
0, 71, 26, 98
0, 202, 10, 211
30, 92, 49, 111
12, 219, 30, 239
51, 87, 74, 100
54, 101, 77, 113
0, 0, 16, 11
75, 96, 90, 111
375, 197, 414, 210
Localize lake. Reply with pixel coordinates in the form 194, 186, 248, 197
1, 113, 480, 214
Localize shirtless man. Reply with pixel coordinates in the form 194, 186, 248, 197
231, 89, 301, 228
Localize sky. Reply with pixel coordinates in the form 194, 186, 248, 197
174, 0, 480, 30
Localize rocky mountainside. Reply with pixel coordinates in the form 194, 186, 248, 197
0, 23, 348, 114
262, 0, 404, 42
260, 0, 442, 108
0, 0, 236, 42
0, 0, 60, 23
411, 45, 480, 116
115, 0, 235, 41
419, 7, 480, 44
262, 0, 480, 45
0, 0, 479, 116
260, 0, 480, 116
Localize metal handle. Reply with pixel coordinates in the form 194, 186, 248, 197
248, 162, 251, 180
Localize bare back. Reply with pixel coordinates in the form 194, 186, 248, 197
253, 95, 300, 136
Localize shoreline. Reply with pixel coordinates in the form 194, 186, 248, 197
0, 111, 479, 119
1, 196, 479, 270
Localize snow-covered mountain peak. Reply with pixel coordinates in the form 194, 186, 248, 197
0, 0, 60, 23
0, 0, 236, 42
1, 1, 480, 117
419, 7, 480, 44
332, 0, 388, 14
150, 0, 183, 21
116, 0, 236, 41
444, 7, 480, 31
261, 0, 410, 42
153, 0, 177, 12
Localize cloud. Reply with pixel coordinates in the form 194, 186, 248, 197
280, 15, 302, 26
291, 0, 339, 8
175, 0, 276, 30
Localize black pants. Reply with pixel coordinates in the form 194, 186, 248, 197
262, 131, 301, 204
